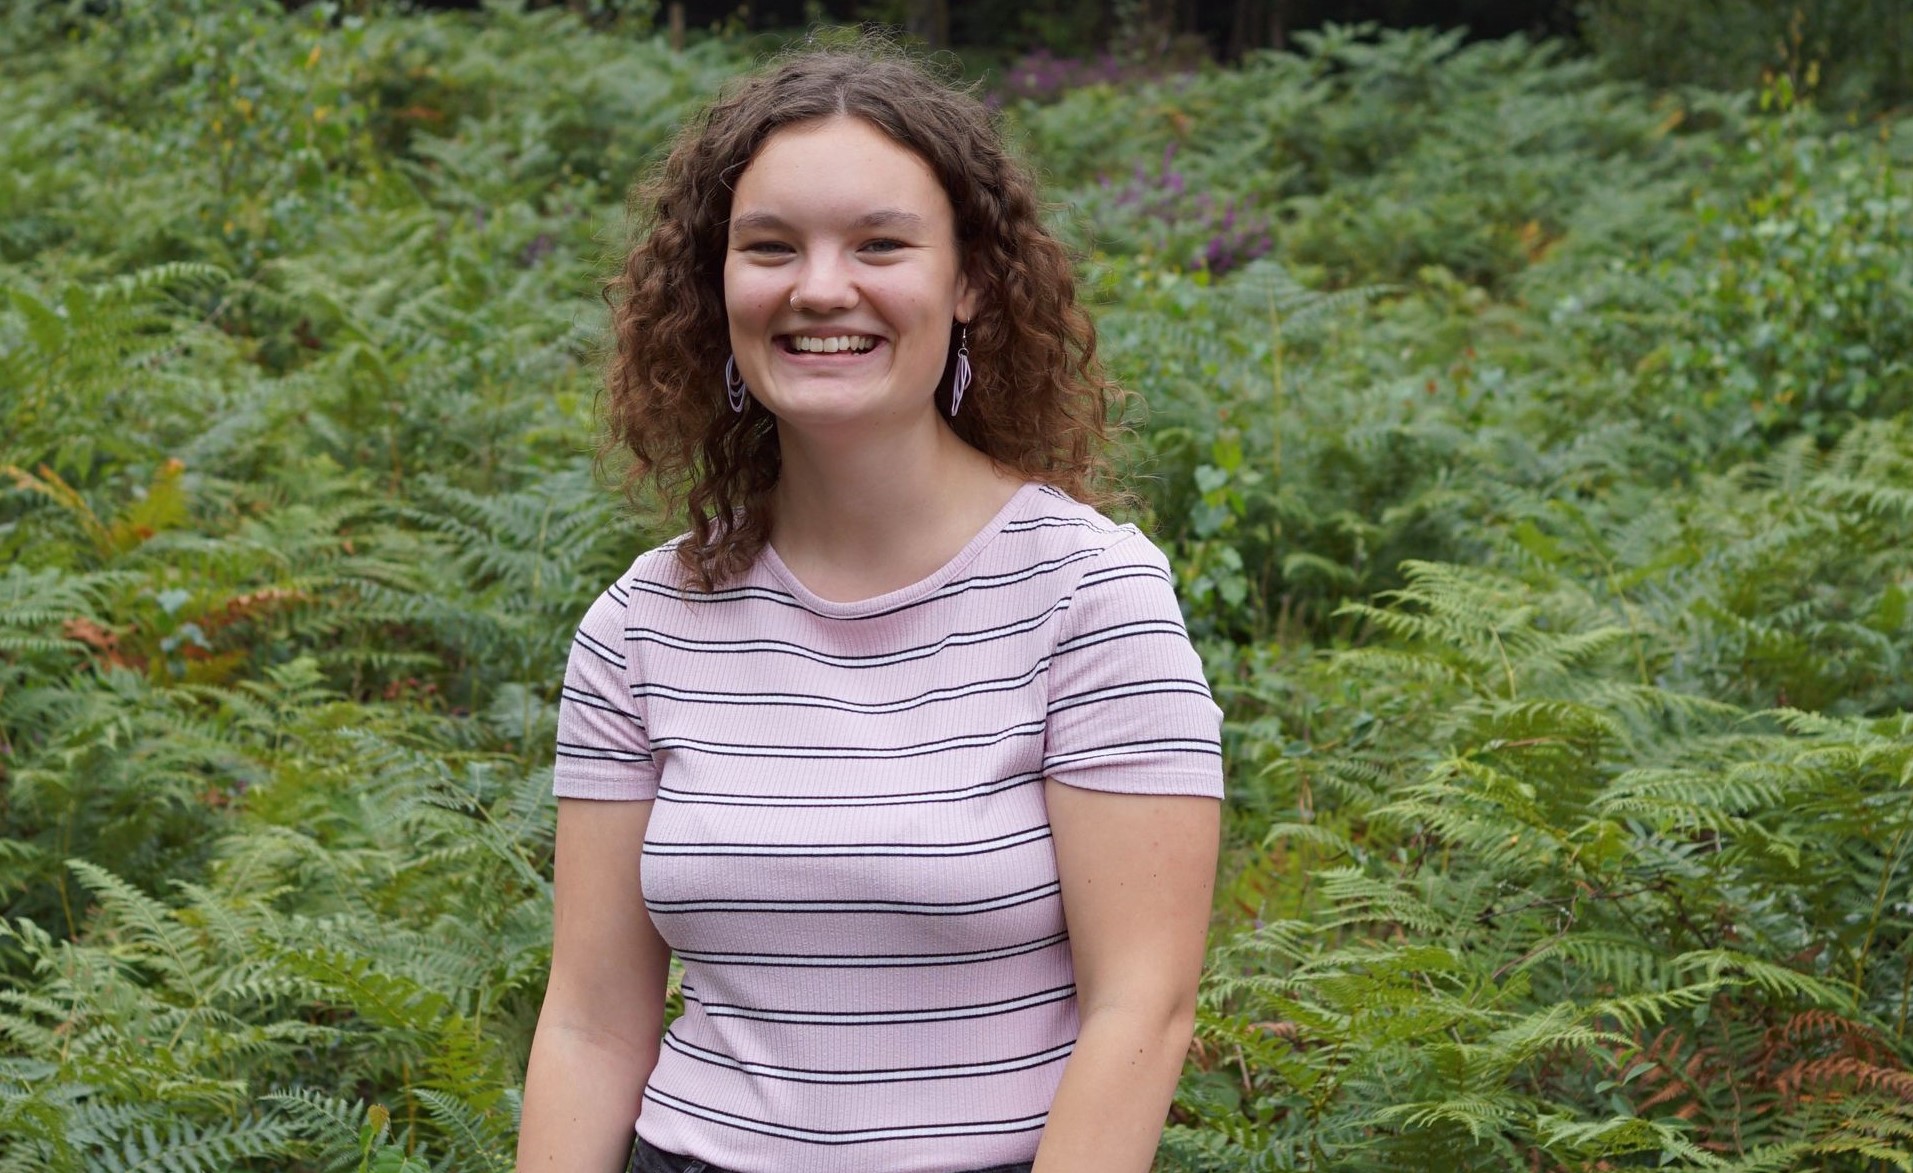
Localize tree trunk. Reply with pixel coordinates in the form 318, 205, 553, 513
1126, 0, 1180, 56
1229, 0, 1265, 59
1175, 0, 1198, 40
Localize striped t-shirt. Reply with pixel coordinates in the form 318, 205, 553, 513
552, 482, 1224, 1173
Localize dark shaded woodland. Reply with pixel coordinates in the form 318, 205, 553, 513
397, 0, 1910, 107
618, 0, 1581, 56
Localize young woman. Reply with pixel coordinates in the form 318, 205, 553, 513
517, 43, 1223, 1173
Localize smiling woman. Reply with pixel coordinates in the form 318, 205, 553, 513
595, 43, 1123, 592
722, 117, 977, 451
515, 41, 1225, 1173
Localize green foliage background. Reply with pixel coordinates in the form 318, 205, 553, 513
2, 2, 1910, 1169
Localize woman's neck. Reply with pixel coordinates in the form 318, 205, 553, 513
768, 414, 1024, 603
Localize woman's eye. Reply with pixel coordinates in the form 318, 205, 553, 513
743, 241, 793, 255
862, 239, 905, 254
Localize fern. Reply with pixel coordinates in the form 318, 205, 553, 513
7, 6, 1912, 1170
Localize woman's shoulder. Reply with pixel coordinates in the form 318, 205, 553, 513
1007, 483, 1170, 574
623, 535, 694, 586
574, 535, 697, 624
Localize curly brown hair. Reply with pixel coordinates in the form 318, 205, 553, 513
601, 39, 1123, 589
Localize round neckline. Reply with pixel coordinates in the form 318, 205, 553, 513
759, 482, 1040, 619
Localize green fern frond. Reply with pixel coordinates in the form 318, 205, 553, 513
89, 1113, 300, 1173
410, 1088, 511, 1172
61, 860, 211, 1003
273, 947, 456, 1036
1671, 950, 1853, 1008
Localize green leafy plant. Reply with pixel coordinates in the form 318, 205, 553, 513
3, 6, 1909, 1171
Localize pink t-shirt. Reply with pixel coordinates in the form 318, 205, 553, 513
553, 483, 1224, 1173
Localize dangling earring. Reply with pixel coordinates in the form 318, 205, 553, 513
724, 355, 748, 413
949, 325, 973, 418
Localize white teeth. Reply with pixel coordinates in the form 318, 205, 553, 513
791, 335, 876, 354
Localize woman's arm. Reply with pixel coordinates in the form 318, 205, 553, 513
1033, 783, 1221, 1173
517, 797, 671, 1173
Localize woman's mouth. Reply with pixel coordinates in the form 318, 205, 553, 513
779, 333, 883, 355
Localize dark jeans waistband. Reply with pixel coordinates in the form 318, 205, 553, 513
628, 1135, 1035, 1173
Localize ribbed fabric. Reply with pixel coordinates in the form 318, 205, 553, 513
553, 483, 1224, 1173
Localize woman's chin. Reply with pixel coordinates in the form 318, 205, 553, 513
758, 386, 933, 433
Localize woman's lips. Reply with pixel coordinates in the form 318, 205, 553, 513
776, 337, 886, 359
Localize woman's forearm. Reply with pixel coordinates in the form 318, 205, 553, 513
1031, 1006, 1196, 1173
516, 1019, 659, 1173
520, 799, 669, 1172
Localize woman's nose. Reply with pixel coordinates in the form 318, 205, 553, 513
788, 254, 858, 313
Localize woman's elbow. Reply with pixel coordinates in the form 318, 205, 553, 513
1080, 985, 1200, 1059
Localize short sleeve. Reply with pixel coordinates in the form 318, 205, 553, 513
1042, 532, 1225, 797
552, 577, 659, 801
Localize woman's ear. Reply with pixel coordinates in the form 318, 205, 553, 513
955, 266, 979, 325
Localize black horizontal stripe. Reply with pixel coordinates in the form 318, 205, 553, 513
644, 825, 1051, 860
625, 601, 1064, 667
1046, 679, 1213, 715
1054, 618, 1190, 657
571, 628, 626, 670
744, 548, 1107, 625
1000, 515, 1121, 535
649, 720, 1045, 761
660, 1031, 1074, 1084
672, 930, 1070, 969
619, 542, 1170, 643
1044, 738, 1222, 771
643, 1086, 1048, 1145
1077, 561, 1171, 589
646, 880, 1061, 917
554, 741, 650, 763
656, 771, 1043, 809
696, 984, 1076, 1025
894, 549, 1102, 615
629, 578, 798, 607
560, 684, 642, 721
632, 659, 1050, 715
627, 548, 1101, 622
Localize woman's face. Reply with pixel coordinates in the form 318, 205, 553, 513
723, 116, 975, 432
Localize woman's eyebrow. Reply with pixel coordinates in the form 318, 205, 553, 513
729, 209, 928, 236
851, 209, 928, 231
728, 210, 790, 236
